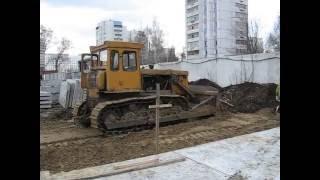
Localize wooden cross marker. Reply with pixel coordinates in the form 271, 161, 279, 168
148, 83, 172, 154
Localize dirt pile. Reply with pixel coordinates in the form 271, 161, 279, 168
220, 82, 277, 113
189, 79, 222, 91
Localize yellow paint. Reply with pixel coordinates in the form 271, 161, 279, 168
81, 41, 189, 95
88, 89, 99, 98
80, 72, 88, 89
96, 70, 105, 90
106, 48, 141, 91
90, 42, 143, 92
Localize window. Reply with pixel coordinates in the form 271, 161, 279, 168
99, 49, 108, 62
114, 29, 122, 32
187, 32, 199, 39
187, 14, 199, 23
187, 50, 199, 55
236, 49, 247, 54
115, 34, 122, 37
123, 51, 137, 71
235, 12, 247, 18
187, 5, 198, 13
114, 38, 123, 41
114, 25, 122, 28
187, 0, 198, 5
187, 23, 199, 30
110, 50, 119, 71
239, 31, 246, 36
236, 40, 247, 45
235, 3, 247, 9
188, 41, 199, 49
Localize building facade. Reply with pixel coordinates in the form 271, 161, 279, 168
185, 0, 248, 60
96, 20, 129, 45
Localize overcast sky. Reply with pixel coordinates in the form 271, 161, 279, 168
40, 0, 280, 56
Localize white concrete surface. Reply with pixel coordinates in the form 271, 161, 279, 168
41, 127, 280, 180
58, 79, 85, 108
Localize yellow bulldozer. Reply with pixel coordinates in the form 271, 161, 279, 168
73, 41, 217, 132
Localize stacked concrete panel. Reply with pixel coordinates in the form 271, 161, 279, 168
40, 79, 62, 103
40, 91, 52, 109
59, 79, 86, 109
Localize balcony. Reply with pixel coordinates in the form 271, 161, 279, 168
186, 11, 199, 18
186, 28, 199, 34
186, 1, 199, 9
186, 19, 199, 25
187, 37, 199, 42
187, 46, 199, 51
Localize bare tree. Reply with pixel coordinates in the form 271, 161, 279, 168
134, 30, 150, 65
40, 25, 53, 52
131, 18, 178, 64
54, 38, 72, 72
247, 20, 264, 54
150, 18, 165, 64
180, 52, 186, 61
161, 46, 178, 62
267, 16, 280, 52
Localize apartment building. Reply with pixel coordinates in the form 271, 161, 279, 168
185, 0, 248, 59
96, 19, 129, 45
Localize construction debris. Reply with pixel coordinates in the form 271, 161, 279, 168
218, 98, 234, 107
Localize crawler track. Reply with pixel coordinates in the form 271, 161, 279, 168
74, 95, 214, 132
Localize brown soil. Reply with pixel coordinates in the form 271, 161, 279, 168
190, 79, 278, 113
189, 79, 222, 91
221, 82, 278, 113
40, 108, 279, 173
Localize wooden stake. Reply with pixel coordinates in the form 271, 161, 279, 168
155, 83, 160, 154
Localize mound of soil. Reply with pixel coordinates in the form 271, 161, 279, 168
220, 82, 277, 113
190, 79, 222, 91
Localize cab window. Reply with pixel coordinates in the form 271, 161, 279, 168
123, 51, 137, 71
99, 49, 108, 65
110, 50, 119, 71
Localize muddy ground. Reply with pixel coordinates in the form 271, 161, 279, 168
40, 108, 279, 173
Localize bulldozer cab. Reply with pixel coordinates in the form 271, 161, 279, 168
78, 54, 100, 72
80, 41, 144, 92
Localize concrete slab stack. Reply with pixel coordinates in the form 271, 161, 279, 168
40, 91, 52, 109
59, 79, 85, 109
40, 79, 62, 103
59, 81, 71, 108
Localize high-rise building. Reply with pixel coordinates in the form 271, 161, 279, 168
185, 0, 248, 60
96, 20, 129, 45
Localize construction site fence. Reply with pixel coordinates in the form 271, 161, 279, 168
155, 52, 280, 87
42, 72, 81, 81
41, 72, 80, 103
